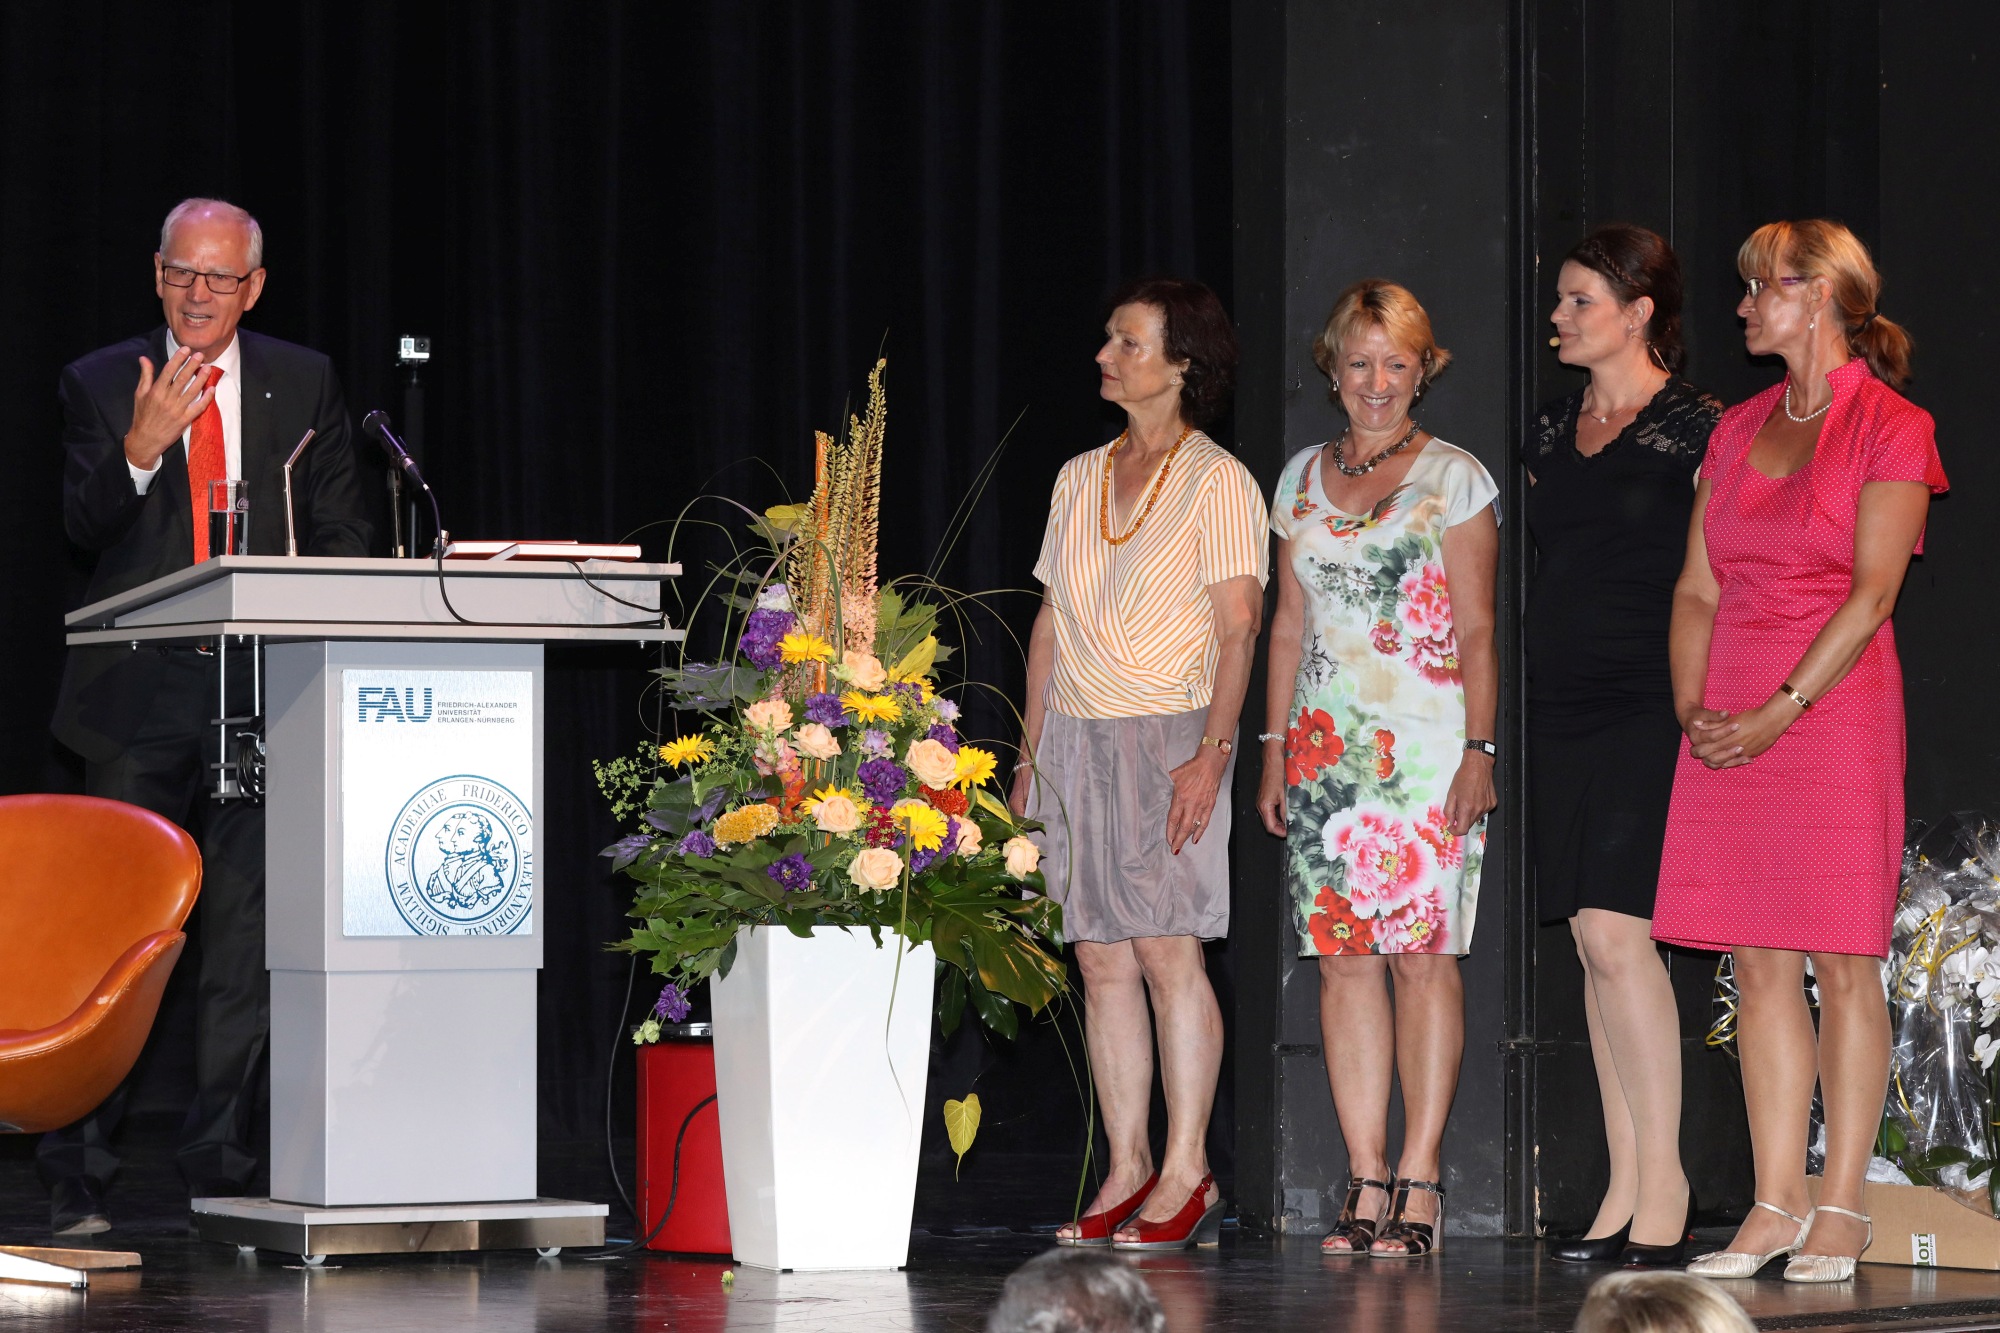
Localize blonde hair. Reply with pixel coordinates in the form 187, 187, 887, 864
1737, 219, 1911, 387
1311, 279, 1451, 399
1574, 1272, 1757, 1333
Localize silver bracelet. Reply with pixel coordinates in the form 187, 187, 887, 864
1256, 732, 1284, 744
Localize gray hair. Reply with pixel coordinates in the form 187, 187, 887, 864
986, 1250, 1165, 1333
1574, 1272, 1757, 1333
160, 197, 264, 270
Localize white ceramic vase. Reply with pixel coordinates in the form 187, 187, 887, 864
709, 924, 935, 1270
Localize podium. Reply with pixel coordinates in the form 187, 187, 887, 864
64, 556, 681, 1261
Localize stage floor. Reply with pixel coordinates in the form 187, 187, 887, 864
8, 1225, 2000, 1330
7, 1129, 2000, 1330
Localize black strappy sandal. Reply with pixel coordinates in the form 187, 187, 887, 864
1371, 1178, 1446, 1259
1320, 1176, 1391, 1255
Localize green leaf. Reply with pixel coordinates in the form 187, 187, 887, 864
963, 970, 1018, 1039
937, 964, 967, 1036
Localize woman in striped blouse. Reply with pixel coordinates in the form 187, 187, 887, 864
1013, 277, 1269, 1251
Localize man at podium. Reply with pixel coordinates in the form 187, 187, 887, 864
44, 197, 372, 1235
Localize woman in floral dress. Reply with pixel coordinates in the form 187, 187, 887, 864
1256, 279, 1499, 1259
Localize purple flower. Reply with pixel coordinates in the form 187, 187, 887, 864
652, 984, 691, 1023
934, 698, 962, 722
912, 824, 958, 874
889, 681, 924, 707
805, 692, 851, 727
739, 608, 794, 671
677, 829, 716, 858
860, 728, 893, 757
858, 758, 909, 806
926, 723, 961, 753
766, 852, 813, 893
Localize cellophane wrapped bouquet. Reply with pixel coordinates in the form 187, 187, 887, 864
1874, 814, 2000, 1216
601, 362, 1066, 1042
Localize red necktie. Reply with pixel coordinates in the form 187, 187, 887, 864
187, 366, 227, 562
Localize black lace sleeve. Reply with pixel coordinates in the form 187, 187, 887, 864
1630, 378, 1724, 473
1520, 391, 1581, 470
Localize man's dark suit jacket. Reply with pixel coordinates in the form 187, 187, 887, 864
54, 326, 374, 764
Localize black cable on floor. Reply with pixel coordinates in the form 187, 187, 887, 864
586, 1092, 718, 1260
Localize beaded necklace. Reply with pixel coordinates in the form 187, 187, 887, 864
1098, 427, 1192, 545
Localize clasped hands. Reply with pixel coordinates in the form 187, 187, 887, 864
1680, 699, 1795, 769
123, 345, 217, 471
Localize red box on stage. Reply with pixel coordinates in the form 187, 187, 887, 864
636, 1026, 732, 1256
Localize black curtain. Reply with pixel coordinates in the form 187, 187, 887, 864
0, 1, 1232, 1210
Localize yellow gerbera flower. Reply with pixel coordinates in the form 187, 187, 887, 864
779, 632, 835, 664
952, 745, 998, 789
659, 735, 718, 768
890, 799, 950, 853
712, 803, 780, 846
843, 691, 902, 724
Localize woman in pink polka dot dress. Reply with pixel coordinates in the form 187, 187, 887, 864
1654, 220, 1946, 1284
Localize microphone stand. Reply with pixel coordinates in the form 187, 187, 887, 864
282, 429, 317, 557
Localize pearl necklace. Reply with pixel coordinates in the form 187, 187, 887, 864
1331, 420, 1420, 477
1782, 380, 1830, 424
1099, 427, 1192, 545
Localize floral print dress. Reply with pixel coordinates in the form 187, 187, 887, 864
1271, 439, 1499, 957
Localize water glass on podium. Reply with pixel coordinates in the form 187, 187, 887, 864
210, 480, 249, 558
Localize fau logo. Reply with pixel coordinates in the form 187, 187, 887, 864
356, 686, 435, 723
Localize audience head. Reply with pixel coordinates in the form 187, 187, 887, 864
1557, 224, 1687, 373
986, 1248, 1165, 1333
1736, 218, 1911, 387
1312, 279, 1449, 431
154, 197, 267, 358
1101, 277, 1238, 428
1574, 1271, 1757, 1333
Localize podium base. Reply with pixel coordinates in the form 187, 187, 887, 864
190, 1197, 607, 1262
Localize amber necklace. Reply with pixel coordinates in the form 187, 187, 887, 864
1099, 426, 1193, 545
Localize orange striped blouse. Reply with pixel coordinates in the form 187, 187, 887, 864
1033, 433, 1270, 720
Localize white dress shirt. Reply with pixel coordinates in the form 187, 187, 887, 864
128, 332, 243, 495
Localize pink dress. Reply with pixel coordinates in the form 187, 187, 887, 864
1653, 359, 1947, 958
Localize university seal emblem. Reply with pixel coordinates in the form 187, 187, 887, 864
385, 775, 535, 936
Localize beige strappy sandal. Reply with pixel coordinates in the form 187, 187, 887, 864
1685, 1200, 1810, 1278
1783, 1204, 1871, 1283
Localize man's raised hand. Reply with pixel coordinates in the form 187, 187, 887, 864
124, 346, 213, 471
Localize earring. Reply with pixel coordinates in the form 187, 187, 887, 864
1809, 317, 1817, 331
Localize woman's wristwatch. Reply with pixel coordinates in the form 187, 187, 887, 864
1463, 738, 1498, 758
1200, 736, 1233, 755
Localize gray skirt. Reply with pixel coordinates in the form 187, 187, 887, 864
1026, 708, 1233, 944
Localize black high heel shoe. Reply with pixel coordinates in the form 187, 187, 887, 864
1619, 1188, 1698, 1268
1545, 1218, 1632, 1264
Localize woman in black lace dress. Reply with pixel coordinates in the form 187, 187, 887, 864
1528, 226, 1721, 1268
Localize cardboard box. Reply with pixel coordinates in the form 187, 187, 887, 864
1808, 1175, 2000, 1269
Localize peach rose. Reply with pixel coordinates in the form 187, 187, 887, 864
904, 738, 960, 790
848, 846, 904, 890
1003, 835, 1041, 879
953, 819, 984, 857
794, 722, 841, 761
841, 650, 888, 692
745, 698, 794, 734
812, 793, 862, 835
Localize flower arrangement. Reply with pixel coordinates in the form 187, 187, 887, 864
1867, 815, 2000, 1214
604, 361, 1065, 1041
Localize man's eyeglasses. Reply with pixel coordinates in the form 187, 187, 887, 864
1743, 275, 1809, 300
161, 264, 252, 295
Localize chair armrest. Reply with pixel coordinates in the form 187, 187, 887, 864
0, 931, 187, 1135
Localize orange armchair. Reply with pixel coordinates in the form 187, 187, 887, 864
0, 794, 201, 1133
0, 795, 199, 1288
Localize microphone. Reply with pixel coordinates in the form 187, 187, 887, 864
1548, 336, 1562, 347
362, 409, 426, 487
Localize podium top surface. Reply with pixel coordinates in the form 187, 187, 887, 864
65, 556, 685, 647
